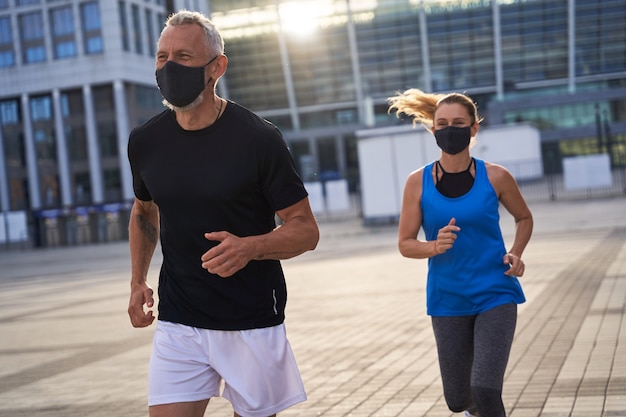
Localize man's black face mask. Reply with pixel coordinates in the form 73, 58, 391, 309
155, 56, 217, 108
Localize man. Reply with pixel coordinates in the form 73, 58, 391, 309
127, 10, 319, 417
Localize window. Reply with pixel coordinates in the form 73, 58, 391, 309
427, 4, 495, 91
0, 99, 28, 210
145, 8, 155, 56
103, 169, 121, 202
0, 100, 20, 125
0, 50, 14, 67
288, 24, 355, 106
51, 7, 74, 35
81, 1, 103, 54
30, 96, 52, 121
131, 4, 142, 54
97, 122, 117, 157
357, 4, 425, 96
19, 12, 47, 63
575, 0, 626, 75
72, 172, 91, 204
0, 16, 14, 67
118, 1, 130, 51
30, 95, 59, 207
61, 89, 89, 162
50, 6, 77, 59
500, 1, 568, 83
0, 16, 11, 43
223, 32, 289, 110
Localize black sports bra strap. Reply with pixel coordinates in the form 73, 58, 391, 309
435, 158, 474, 179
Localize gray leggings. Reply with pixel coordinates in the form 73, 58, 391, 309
431, 303, 517, 417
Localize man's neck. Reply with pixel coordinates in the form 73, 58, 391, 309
175, 94, 222, 131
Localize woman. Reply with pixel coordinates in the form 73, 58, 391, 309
389, 88, 533, 417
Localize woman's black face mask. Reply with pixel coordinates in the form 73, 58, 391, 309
434, 126, 472, 155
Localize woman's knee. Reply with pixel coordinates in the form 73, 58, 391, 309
443, 390, 473, 413
472, 385, 505, 417
445, 399, 471, 413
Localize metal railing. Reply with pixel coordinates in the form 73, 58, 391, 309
2, 166, 625, 250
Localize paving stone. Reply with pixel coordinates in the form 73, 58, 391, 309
0, 198, 625, 416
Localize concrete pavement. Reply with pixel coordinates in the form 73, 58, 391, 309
0, 197, 625, 417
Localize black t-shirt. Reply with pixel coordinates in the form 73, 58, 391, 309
127, 102, 308, 330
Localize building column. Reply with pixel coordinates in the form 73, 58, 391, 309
21, 94, 41, 210
112, 80, 134, 201
52, 89, 72, 207
0, 128, 9, 212
419, 2, 431, 92
335, 134, 347, 178
346, 0, 366, 125
72, 2, 85, 56
82, 85, 104, 204
493, 0, 504, 100
276, 0, 300, 131
567, 0, 576, 93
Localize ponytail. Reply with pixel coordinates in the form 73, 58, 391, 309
388, 88, 483, 129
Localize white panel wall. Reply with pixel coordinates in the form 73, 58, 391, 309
357, 136, 399, 220
357, 124, 543, 222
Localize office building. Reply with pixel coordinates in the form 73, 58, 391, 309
208, 0, 625, 185
0, 0, 206, 245
0, 0, 624, 246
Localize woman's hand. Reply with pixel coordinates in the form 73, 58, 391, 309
503, 252, 525, 277
434, 218, 460, 254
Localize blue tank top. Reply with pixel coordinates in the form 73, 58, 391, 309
421, 158, 525, 316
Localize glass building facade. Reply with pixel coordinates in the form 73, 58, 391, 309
0, 0, 205, 246
0, 0, 624, 246
210, 0, 626, 183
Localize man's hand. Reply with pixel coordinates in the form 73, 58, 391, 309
201, 231, 251, 278
128, 282, 155, 327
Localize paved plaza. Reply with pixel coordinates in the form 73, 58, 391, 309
0, 197, 625, 417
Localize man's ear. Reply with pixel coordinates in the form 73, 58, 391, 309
212, 54, 228, 79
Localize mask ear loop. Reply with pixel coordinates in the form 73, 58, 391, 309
203, 55, 220, 88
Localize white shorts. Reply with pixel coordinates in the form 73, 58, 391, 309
148, 321, 306, 417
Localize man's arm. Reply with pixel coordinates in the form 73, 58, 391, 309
128, 197, 160, 327
201, 197, 319, 278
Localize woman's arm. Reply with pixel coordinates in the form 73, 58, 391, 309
398, 168, 441, 258
487, 162, 533, 276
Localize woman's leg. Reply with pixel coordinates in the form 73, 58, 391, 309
471, 303, 517, 417
432, 315, 476, 413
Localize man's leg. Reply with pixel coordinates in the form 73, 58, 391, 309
150, 399, 210, 417
233, 414, 275, 417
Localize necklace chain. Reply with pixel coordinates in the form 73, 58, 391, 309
213, 98, 223, 125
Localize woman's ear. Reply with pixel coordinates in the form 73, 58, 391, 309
471, 122, 479, 137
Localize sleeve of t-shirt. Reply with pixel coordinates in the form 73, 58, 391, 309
127, 130, 152, 202
259, 127, 308, 212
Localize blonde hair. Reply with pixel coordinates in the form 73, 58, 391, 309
387, 88, 483, 129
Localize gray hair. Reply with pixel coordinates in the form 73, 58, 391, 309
163, 10, 224, 56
